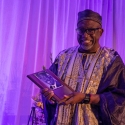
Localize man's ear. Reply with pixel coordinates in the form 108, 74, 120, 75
100, 28, 104, 36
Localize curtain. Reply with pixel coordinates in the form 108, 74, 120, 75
0, 0, 125, 124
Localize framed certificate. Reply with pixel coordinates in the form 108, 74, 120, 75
27, 69, 74, 103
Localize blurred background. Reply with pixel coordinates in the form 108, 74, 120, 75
0, 0, 125, 124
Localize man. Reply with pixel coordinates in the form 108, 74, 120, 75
42, 9, 125, 125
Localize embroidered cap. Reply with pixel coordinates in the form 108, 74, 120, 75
77, 9, 102, 25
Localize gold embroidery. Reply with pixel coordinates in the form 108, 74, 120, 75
56, 46, 115, 125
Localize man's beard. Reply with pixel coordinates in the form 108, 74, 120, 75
80, 40, 94, 50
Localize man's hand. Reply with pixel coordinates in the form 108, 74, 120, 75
41, 88, 55, 104
59, 92, 85, 105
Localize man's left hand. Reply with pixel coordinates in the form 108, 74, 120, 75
59, 92, 85, 105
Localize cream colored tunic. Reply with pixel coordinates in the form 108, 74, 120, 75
54, 46, 115, 125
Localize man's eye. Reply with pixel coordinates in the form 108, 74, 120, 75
87, 29, 94, 32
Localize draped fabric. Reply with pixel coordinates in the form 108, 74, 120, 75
48, 46, 125, 125
0, 0, 125, 124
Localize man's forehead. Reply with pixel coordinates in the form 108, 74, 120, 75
77, 20, 100, 28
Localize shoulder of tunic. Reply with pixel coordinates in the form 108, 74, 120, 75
57, 46, 78, 57
102, 46, 125, 71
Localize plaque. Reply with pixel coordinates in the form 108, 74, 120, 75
27, 69, 74, 103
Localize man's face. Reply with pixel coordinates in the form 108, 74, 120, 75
77, 20, 103, 52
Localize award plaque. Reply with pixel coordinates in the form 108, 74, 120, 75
27, 69, 74, 103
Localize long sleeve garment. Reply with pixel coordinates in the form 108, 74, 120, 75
43, 47, 125, 125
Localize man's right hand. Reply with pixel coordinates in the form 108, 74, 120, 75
41, 88, 55, 104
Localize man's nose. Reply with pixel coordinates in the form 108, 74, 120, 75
82, 31, 89, 38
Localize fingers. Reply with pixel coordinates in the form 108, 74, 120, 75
65, 98, 74, 105
58, 95, 70, 104
41, 88, 54, 100
41, 88, 49, 94
59, 93, 73, 105
45, 90, 54, 100
64, 93, 73, 98
48, 99, 55, 104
